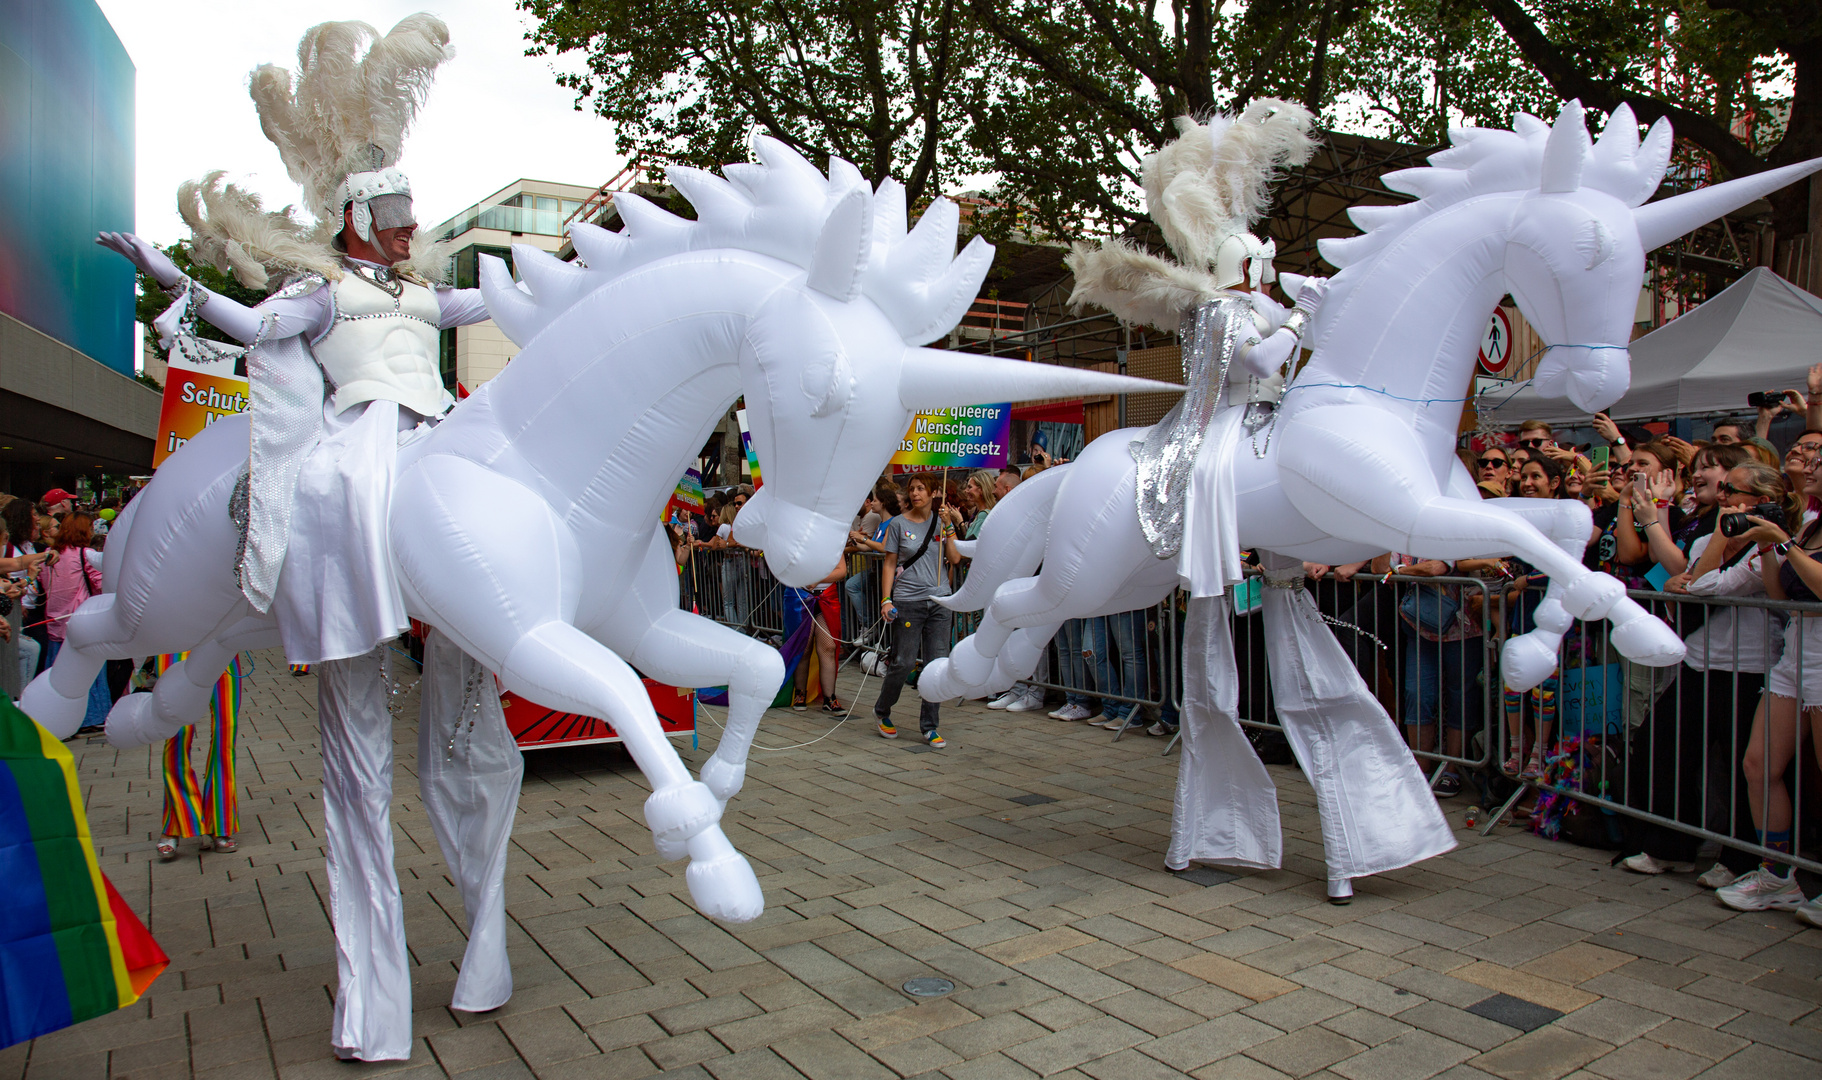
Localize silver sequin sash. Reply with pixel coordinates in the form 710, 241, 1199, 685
1130, 296, 1251, 559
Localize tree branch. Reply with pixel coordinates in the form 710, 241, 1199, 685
1477, 0, 1764, 178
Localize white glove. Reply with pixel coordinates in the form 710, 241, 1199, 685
1292, 275, 1329, 314
96, 231, 183, 289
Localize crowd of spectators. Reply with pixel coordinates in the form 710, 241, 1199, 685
0, 485, 133, 722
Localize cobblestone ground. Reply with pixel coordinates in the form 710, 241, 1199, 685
9, 650, 1822, 1079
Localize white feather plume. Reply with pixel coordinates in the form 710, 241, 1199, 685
175, 15, 455, 291
251, 14, 454, 221
1065, 241, 1226, 333
1141, 98, 1317, 269
179, 173, 340, 289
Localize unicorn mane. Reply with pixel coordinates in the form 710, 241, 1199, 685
486, 137, 994, 348
1319, 103, 1672, 274
1310, 102, 1672, 353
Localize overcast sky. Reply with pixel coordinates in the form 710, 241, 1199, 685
96, 1, 625, 246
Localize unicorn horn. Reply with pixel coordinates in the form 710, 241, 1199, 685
897, 348, 1183, 412
1634, 156, 1822, 252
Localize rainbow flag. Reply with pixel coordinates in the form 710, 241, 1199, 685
0, 695, 168, 1048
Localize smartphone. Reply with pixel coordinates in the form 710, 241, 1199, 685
1589, 446, 1609, 470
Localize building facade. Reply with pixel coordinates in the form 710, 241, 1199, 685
0, 0, 158, 496
431, 179, 598, 393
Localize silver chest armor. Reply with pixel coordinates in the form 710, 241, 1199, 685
313, 270, 453, 418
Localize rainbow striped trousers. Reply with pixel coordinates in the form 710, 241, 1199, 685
159, 653, 242, 838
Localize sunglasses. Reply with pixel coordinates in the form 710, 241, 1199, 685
1518, 437, 1550, 447
1718, 481, 1753, 496
1477, 457, 1508, 469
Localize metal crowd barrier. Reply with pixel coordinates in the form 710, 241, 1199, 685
1485, 588, 1822, 877
685, 540, 1822, 876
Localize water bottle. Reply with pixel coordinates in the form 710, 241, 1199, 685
1463, 805, 1482, 829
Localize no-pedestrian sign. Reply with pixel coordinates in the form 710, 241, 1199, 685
1479, 307, 1512, 375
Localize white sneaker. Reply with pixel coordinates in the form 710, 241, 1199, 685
1020, 689, 1046, 711
1697, 863, 1738, 889
1716, 867, 1807, 912
988, 690, 1021, 710
1006, 693, 1047, 713
1049, 703, 1087, 721
1797, 896, 1822, 929
1620, 853, 1694, 875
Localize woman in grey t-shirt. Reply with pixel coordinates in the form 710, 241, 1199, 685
872, 476, 963, 745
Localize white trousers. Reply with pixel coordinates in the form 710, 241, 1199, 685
319, 636, 524, 1062
1166, 556, 1455, 880
416, 629, 523, 1013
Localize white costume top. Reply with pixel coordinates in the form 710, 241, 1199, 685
226, 258, 489, 664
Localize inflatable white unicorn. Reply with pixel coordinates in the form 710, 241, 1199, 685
25, 139, 1174, 926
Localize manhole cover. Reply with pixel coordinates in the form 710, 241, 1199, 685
903, 977, 955, 997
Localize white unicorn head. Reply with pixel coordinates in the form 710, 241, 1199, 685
1319, 100, 1822, 413
479, 137, 1178, 587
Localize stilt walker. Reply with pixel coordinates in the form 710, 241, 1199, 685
96, 15, 524, 1061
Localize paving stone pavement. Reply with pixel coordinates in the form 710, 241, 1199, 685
9, 651, 1822, 1079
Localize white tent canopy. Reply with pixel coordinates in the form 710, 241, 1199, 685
1482, 268, 1822, 426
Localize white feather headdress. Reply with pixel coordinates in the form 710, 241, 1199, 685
1069, 98, 1318, 331
180, 14, 456, 290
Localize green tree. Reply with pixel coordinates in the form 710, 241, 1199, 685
520, 0, 988, 205
1478, 0, 1815, 234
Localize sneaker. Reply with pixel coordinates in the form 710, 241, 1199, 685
1797, 896, 1822, 929
1006, 691, 1047, 713
1432, 772, 1462, 798
924, 731, 945, 748
1052, 703, 1091, 721
876, 717, 898, 739
1145, 721, 1178, 738
989, 690, 1022, 710
1697, 863, 1738, 890
1620, 853, 1695, 876
822, 696, 845, 714
1716, 867, 1807, 912
1093, 714, 1129, 730
792, 689, 807, 711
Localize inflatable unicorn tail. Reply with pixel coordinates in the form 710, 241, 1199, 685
938, 466, 1064, 612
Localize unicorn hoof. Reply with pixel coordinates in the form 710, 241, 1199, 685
947, 639, 995, 686
917, 660, 959, 703
685, 827, 764, 923
1501, 633, 1559, 693
1610, 612, 1685, 666
104, 693, 162, 749
1562, 572, 1625, 620
700, 753, 746, 804
18, 674, 85, 741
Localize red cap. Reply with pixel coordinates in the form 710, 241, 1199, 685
41, 489, 76, 506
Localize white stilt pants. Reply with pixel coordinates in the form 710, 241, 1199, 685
417, 629, 524, 1013
318, 646, 412, 1062
319, 636, 525, 1062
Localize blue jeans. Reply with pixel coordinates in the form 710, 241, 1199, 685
1086, 611, 1147, 720
45, 640, 111, 729
1055, 619, 1092, 709
1400, 629, 1484, 731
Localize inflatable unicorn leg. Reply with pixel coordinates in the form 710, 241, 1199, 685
392, 456, 763, 924
417, 629, 522, 1014
20, 625, 109, 739
1277, 406, 1684, 682
105, 614, 280, 748
605, 534, 784, 810
1484, 497, 1602, 692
